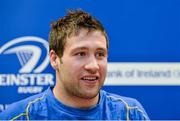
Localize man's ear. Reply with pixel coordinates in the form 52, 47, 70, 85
49, 50, 59, 70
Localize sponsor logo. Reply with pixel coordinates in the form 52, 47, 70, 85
0, 36, 54, 93
105, 62, 180, 85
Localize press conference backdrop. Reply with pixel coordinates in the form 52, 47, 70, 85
0, 0, 180, 120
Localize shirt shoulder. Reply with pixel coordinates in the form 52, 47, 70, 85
101, 90, 150, 120
0, 88, 48, 120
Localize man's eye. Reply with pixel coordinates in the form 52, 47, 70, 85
96, 52, 105, 58
76, 52, 86, 56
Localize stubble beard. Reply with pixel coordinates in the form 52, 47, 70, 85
65, 83, 101, 100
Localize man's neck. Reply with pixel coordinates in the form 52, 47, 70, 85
53, 82, 99, 109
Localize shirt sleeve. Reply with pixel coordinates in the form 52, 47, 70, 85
129, 99, 150, 120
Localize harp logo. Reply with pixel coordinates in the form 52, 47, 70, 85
0, 36, 54, 94
0, 36, 49, 73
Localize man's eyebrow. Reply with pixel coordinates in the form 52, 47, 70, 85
96, 47, 108, 52
71, 47, 88, 52
71, 46, 107, 52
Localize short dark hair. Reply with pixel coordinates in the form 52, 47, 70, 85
49, 9, 109, 58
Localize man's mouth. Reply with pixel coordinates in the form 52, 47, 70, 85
80, 76, 99, 85
81, 76, 99, 81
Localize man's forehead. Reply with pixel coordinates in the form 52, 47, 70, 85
67, 30, 105, 43
63, 29, 107, 52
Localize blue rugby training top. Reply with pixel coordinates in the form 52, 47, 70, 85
0, 87, 149, 120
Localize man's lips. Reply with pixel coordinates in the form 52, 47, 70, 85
80, 75, 99, 85
81, 76, 99, 80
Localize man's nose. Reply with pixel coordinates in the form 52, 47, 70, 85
84, 56, 99, 73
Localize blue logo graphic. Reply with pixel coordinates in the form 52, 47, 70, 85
0, 36, 49, 73
0, 36, 54, 94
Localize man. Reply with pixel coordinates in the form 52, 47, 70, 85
0, 10, 149, 120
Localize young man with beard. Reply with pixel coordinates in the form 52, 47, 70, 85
0, 9, 149, 120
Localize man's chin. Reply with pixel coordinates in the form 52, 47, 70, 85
78, 90, 100, 99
